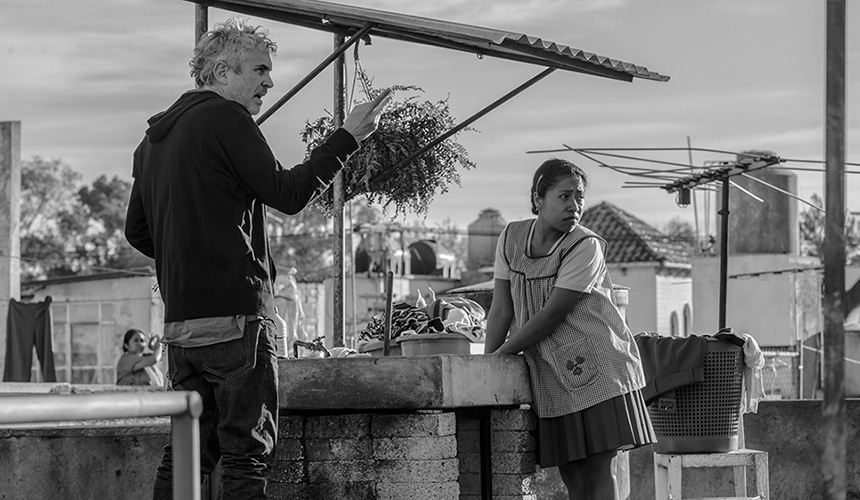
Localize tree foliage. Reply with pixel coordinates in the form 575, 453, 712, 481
19, 156, 151, 281
799, 193, 860, 265
267, 204, 335, 283
662, 216, 702, 255
301, 73, 476, 218
267, 197, 388, 282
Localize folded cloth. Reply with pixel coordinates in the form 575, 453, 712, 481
715, 327, 766, 413
635, 332, 709, 405
741, 333, 766, 413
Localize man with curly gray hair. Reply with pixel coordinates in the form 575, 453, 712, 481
125, 17, 391, 499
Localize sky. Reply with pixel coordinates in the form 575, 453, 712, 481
2, 0, 859, 237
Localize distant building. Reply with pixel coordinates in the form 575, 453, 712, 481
19, 272, 162, 385
580, 201, 692, 337
466, 208, 506, 272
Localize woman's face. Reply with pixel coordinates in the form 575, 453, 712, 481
125, 332, 147, 355
535, 174, 585, 233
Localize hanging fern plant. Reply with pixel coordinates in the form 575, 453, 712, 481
300, 71, 477, 218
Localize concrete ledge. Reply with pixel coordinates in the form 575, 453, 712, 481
279, 354, 531, 410
0, 421, 167, 499
0, 382, 164, 394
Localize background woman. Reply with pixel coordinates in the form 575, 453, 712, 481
116, 328, 164, 387
484, 158, 656, 500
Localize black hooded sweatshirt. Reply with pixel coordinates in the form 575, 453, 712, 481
125, 90, 358, 323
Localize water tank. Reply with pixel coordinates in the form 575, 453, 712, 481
717, 152, 798, 255
354, 230, 389, 274
467, 208, 507, 270
408, 240, 455, 276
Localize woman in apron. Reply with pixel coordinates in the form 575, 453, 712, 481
484, 158, 655, 499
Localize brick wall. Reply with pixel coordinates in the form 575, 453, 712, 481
269, 411, 459, 500
262, 408, 537, 500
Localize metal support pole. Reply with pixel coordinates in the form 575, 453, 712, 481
718, 177, 730, 330
172, 402, 202, 500
194, 4, 208, 59
382, 271, 394, 356
822, 1, 846, 498
332, 33, 346, 347
0, 121, 21, 379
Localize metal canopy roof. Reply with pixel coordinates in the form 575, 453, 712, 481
184, 0, 669, 83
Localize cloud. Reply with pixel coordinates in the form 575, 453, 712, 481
4, 0, 859, 226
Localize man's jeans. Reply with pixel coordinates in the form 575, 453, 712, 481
153, 319, 279, 500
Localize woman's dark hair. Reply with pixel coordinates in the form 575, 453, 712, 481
530, 158, 589, 215
122, 328, 146, 353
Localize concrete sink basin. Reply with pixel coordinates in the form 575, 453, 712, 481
277, 354, 532, 410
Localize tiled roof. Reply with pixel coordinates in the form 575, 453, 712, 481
580, 201, 690, 265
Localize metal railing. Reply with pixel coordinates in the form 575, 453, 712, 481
0, 390, 203, 500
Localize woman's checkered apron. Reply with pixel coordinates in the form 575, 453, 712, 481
501, 220, 646, 418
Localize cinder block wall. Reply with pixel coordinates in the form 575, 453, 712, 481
266, 408, 538, 500
0, 408, 538, 500
268, 411, 460, 500
10, 401, 860, 499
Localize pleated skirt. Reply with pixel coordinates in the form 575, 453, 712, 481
536, 389, 657, 468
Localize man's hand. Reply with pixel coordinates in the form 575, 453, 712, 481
341, 88, 393, 142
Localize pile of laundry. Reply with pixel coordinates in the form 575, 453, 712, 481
358, 288, 487, 345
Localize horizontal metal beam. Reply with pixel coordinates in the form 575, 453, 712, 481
0, 391, 204, 499
0, 391, 203, 424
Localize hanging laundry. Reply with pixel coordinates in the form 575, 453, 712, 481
4, 297, 57, 382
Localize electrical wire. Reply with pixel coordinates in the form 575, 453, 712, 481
528, 145, 860, 173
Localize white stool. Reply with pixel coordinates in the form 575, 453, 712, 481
654, 448, 769, 500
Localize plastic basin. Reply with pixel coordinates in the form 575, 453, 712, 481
395, 333, 471, 356
357, 339, 402, 356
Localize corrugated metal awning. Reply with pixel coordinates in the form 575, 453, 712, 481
184, 0, 669, 83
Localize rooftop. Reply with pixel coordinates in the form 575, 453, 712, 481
581, 201, 691, 265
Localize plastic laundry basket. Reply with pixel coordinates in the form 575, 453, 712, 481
648, 337, 744, 454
